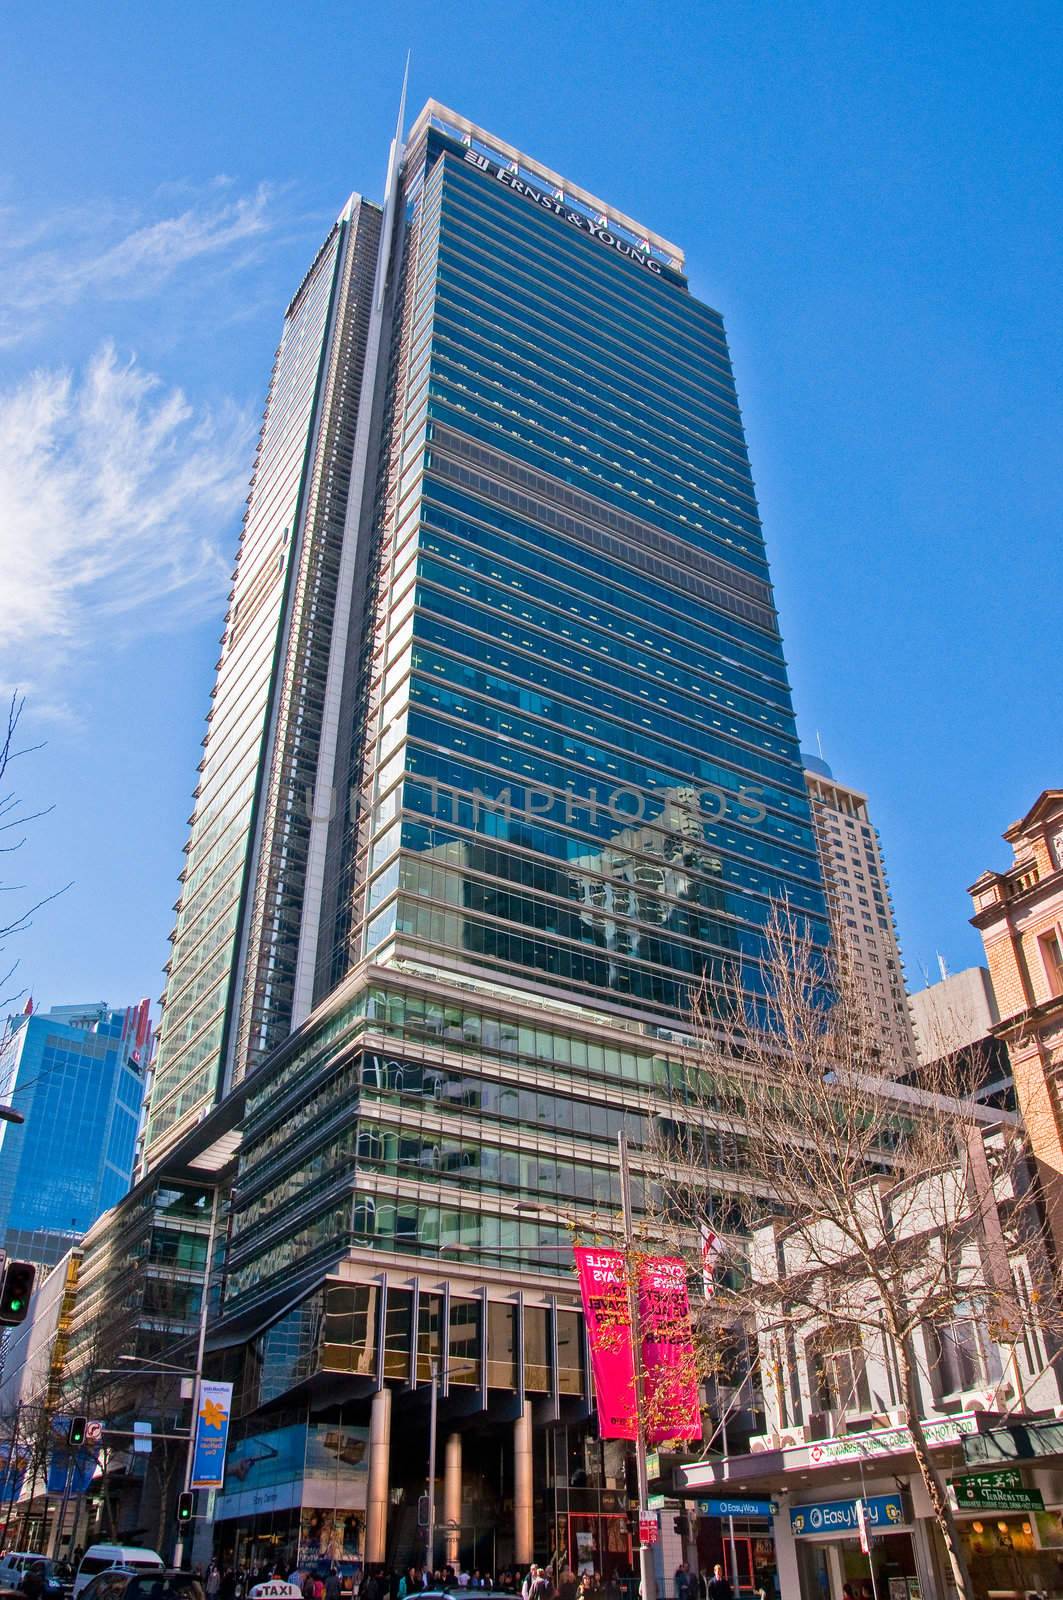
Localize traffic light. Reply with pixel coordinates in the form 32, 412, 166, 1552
0, 1260, 35, 1324
68, 1416, 87, 1447
177, 1491, 195, 1524
673, 1514, 690, 1538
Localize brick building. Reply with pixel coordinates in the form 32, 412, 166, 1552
969, 789, 1063, 1250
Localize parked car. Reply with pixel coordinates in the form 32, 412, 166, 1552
73, 1550, 164, 1600
0, 1558, 73, 1600
78, 1575, 203, 1600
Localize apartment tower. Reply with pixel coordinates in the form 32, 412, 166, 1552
804, 756, 916, 1072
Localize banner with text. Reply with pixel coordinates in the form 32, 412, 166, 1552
638, 1255, 702, 1445
191, 1380, 234, 1490
575, 1247, 637, 1438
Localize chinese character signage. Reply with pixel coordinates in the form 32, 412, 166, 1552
190, 1380, 234, 1490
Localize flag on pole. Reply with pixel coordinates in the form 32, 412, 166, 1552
700, 1226, 722, 1299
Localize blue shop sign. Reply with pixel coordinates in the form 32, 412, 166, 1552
790, 1495, 904, 1537
699, 1497, 777, 1519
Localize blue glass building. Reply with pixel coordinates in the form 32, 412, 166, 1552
0, 1000, 150, 1267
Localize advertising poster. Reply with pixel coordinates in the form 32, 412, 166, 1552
45, 1416, 102, 1495
0, 1440, 29, 1501
190, 1380, 234, 1490
215, 1422, 370, 1524
638, 1256, 702, 1445
299, 1507, 364, 1563
574, 1246, 636, 1439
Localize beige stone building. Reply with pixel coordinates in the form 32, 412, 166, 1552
804, 757, 916, 1071
970, 789, 1063, 1251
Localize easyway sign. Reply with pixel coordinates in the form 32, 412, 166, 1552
790, 1495, 905, 1537
699, 1497, 777, 1519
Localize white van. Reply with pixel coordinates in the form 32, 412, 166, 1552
73, 1547, 164, 1600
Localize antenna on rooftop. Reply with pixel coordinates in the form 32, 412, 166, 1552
937, 952, 949, 983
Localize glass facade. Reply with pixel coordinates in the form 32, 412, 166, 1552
319, 124, 826, 1020
145, 199, 382, 1158
0, 1001, 148, 1268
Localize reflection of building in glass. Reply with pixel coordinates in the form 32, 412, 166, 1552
71, 102, 830, 1575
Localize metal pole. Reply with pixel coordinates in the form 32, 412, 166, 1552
618, 1132, 657, 1600
719, 1401, 740, 1593
426, 1357, 438, 1576
53, 1455, 74, 1559
174, 1186, 220, 1568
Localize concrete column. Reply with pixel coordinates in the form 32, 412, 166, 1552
772, 1512, 802, 1600
444, 1430, 462, 1567
910, 1513, 945, 1600
365, 1385, 392, 1564
514, 1403, 533, 1566
825, 1544, 845, 1600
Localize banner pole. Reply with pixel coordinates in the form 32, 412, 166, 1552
618, 1132, 657, 1600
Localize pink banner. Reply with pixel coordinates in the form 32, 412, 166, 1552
638, 1256, 702, 1445
574, 1246, 637, 1439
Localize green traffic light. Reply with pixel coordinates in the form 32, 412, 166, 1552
8, 1299, 22, 1312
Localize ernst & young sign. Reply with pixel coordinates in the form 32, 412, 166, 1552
461, 148, 679, 280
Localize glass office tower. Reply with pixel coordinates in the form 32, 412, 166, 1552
224, 104, 826, 1295
82, 103, 827, 1576
0, 1001, 149, 1267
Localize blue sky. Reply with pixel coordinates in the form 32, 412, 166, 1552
1, 0, 1059, 1017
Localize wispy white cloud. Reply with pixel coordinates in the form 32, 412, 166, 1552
0, 344, 252, 704
0, 181, 282, 345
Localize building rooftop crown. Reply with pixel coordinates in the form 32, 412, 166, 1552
406, 98, 685, 273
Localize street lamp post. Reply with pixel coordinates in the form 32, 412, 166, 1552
174, 1186, 221, 1568
426, 1357, 438, 1576
516, 1142, 659, 1600
617, 1132, 658, 1600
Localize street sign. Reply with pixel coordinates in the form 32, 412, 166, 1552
648, 1495, 681, 1511
646, 1451, 661, 1480
638, 1514, 658, 1547
950, 1469, 1043, 1511
791, 1495, 905, 1536
132, 1421, 152, 1454
698, 1497, 777, 1519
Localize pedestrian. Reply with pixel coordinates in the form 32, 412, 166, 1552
557, 1568, 576, 1600
706, 1568, 732, 1600
208, 1564, 223, 1600
326, 1570, 342, 1600
675, 1566, 693, 1600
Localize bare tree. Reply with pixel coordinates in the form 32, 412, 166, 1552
651, 905, 1059, 1600
0, 693, 67, 1017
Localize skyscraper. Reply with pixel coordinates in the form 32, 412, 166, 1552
75, 103, 829, 1576
804, 755, 916, 1071
0, 1000, 150, 1268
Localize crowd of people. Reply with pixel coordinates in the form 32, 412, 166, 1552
200, 1559, 744, 1600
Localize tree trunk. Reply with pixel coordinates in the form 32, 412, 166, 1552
897, 1338, 974, 1600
